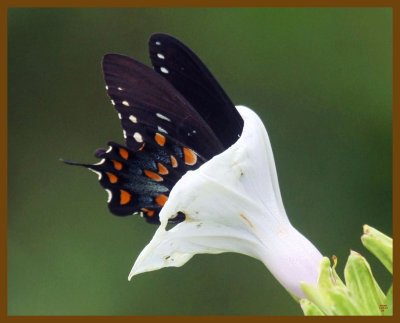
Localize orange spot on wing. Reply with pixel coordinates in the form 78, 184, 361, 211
157, 162, 169, 175
120, 189, 131, 205
112, 160, 123, 170
119, 148, 129, 160
183, 147, 197, 166
154, 133, 166, 146
106, 172, 118, 183
141, 208, 155, 217
144, 169, 163, 182
170, 155, 178, 168
155, 194, 168, 207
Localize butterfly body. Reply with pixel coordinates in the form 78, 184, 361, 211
64, 33, 243, 223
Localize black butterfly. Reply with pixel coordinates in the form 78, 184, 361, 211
64, 33, 243, 224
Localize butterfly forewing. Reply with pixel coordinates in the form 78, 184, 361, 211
148, 33, 244, 149
102, 53, 224, 160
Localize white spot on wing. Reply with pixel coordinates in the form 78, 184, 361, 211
106, 189, 112, 203
158, 126, 168, 134
89, 168, 102, 180
106, 146, 113, 153
118, 113, 122, 120
156, 113, 171, 122
122, 100, 130, 107
129, 115, 137, 123
118, 87, 123, 91
94, 159, 105, 166
133, 132, 143, 143
155, 41, 161, 45
111, 100, 115, 106
160, 67, 169, 74
105, 85, 109, 90
123, 130, 127, 139
157, 53, 165, 59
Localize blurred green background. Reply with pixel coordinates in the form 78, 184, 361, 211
8, 8, 392, 315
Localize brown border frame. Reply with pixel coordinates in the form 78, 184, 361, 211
1, 0, 397, 321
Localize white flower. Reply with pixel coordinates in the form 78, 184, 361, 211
129, 105, 323, 298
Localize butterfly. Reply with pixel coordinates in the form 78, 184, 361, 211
64, 33, 244, 224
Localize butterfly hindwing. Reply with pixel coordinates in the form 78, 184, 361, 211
64, 133, 202, 223
148, 33, 244, 149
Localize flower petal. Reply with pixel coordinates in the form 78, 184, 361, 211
129, 106, 322, 298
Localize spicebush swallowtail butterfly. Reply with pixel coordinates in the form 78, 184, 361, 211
64, 33, 244, 223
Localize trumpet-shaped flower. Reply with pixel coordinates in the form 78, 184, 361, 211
129, 105, 323, 298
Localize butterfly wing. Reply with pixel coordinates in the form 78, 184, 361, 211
65, 54, 225, 223
148, 33, 244, 149
102, 54, 224, 160
63, 137, 197, 223
65, 35, 243, 224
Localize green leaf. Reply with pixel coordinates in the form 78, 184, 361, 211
299, 225, 392, 316
317, 257, 337, 290
328, 288, 362, 315
384, 285, 393, 316
331, 255, 346, 289
361, 225, 392, 274
344, 250, 386, 315
300, 299, 325, 316
301, 258, 356, 316
301, 282, 333, 315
